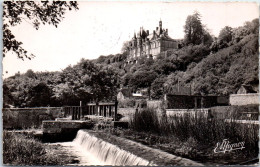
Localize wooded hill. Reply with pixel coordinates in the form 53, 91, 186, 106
3, 17, 258, 107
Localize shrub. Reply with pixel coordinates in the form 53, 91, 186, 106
118, 99, 136, 108
3, 131, 73, 165
130, 108, 161, 133
3, 109, 19, 129
3, 131, 45, 165
130, 107, 258, 155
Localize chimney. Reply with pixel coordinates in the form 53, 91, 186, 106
156, 27, 158, 31
146, 30, 149, 35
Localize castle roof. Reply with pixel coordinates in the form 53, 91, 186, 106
130, 20, 175, 42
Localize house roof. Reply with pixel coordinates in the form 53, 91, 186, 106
240, 84, 257, 93
132, 93, 142, 97
120, 88, 132, 98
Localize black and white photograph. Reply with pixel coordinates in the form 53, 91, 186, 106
2, 1, 259, 166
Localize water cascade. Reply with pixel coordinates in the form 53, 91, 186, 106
73, 130, 154, 166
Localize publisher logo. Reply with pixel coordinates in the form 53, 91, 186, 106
214, 139, 245, 153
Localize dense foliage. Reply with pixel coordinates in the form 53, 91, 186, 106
3, 15, 258, 107
4, 60, 119, 107
97, 18, 258, 98
184, 11, 213, 45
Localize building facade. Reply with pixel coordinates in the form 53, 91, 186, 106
126, 20, 178, 64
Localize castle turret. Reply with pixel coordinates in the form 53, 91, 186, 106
133, 32, 137, 39
159, 19, 162, 29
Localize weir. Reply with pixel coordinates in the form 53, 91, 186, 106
73, 130, 153, 166
72, 130, 203, 166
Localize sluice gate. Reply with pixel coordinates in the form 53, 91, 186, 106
63, 101, 118, 121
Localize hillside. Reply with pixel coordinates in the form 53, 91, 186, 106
3, 19, 259, 107
93, 22, 258, 98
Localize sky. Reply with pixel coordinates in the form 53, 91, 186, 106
2, 1, 259, 78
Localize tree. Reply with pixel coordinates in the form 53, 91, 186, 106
218, 26, 233, 48
121, 41, 130, 54
3, 1, 78, 60
184, 11, 213, 46
24, 69, 36, 78
129, 70, 158, 90
201, 27, 213, 45
244, 18, 259, 34
27, 82, 53, 107
184, 11, 204, 45
53, 60, 119, 104
3, 83, 14, 107
151, 77, 166, 99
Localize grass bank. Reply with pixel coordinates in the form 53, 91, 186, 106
107, 107, 259, 165
3, 131, 75, 165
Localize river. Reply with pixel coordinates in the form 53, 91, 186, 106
49, 141, 105, 166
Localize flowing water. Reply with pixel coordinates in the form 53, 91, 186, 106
51, 141, 106, 166
73, 130, 152, 166
51, 130, 152, 166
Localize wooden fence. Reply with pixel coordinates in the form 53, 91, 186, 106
63, 101, 118, 121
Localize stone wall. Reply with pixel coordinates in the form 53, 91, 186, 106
211, 105, 259, 120
3, 107, 63, 129
166, 109, 209, 117
166, 105, 259, 120
229, 93, 259, 105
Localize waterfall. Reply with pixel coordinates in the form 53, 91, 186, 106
73, 130, 154, 166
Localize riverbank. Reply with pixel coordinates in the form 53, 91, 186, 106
101, 128, 258, 165
3, 131, 76, 165
83, 129, 202, 166
3, 127, 258, 166
111, 107, 259, 165
3, 105, 259, 166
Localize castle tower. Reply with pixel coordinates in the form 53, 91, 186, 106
133, 32, 137, 39
158, 19, 163, 35
159, 19, 162, 29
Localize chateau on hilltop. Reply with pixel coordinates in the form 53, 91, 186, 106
126, 20, 178, 64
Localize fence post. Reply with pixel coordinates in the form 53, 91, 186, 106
96, 102, 99, 116
63, 107, 66, 117
114, 101, 118, 121
80, 101, 82, 119
109, 105, 112, 117
77, 107, 80, 120
72, 107, 75, 120
100, 105, 103, 116
104, 105, 107, 117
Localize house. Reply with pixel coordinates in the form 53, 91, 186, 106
132, 91, 146, 99
230, 84, 259, 106
117, 88, 132, 101
237, 84, 257, 94
164, 94, 229, 109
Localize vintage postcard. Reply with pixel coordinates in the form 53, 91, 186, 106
2, 1, 259, 166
